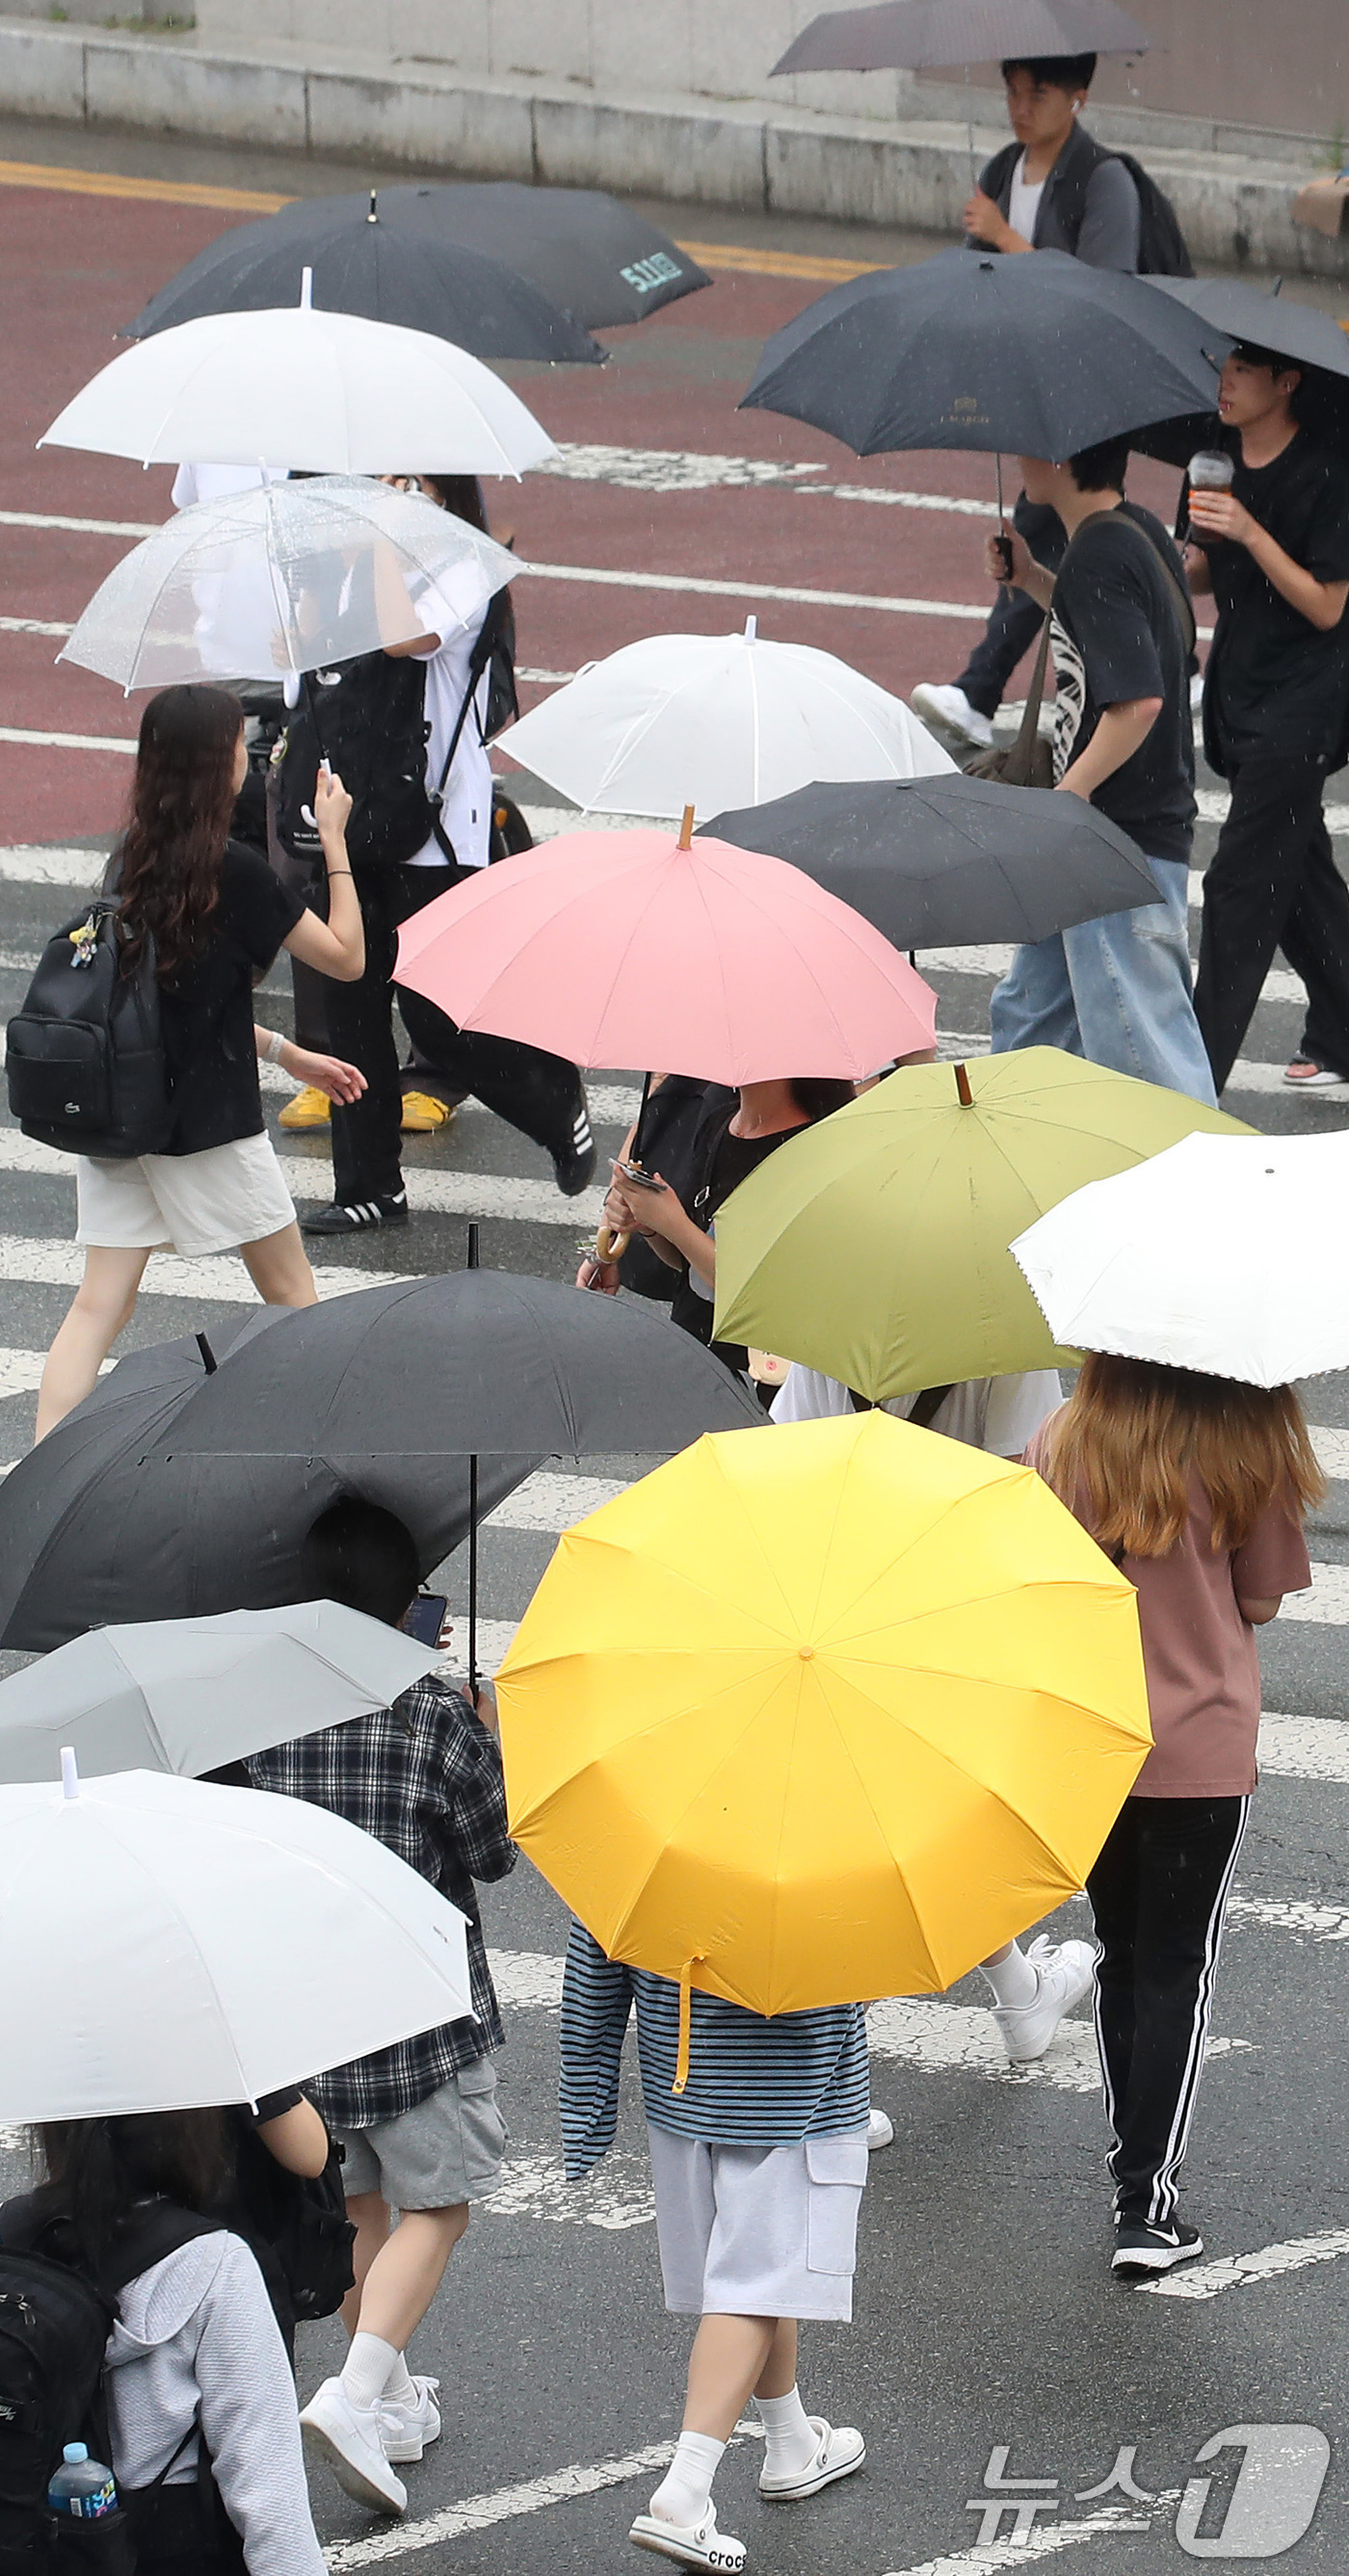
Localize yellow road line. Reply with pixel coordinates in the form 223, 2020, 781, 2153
0, 157, 887, 279
0, 159, 289, 213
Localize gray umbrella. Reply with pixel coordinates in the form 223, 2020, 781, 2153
741, 248, 1230, 460
0, 1601, 443, 1785
773, 0, 1150, 73
0, 1318, 537, 1654
701, 775, 1159, 947
1150, 278, 1349, 381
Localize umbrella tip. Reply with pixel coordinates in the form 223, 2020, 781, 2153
300, 265, 313, 311
61, 1747, 79, 1801
954, 1061, 973, 1106
744, 614, 757, 643
677, 803, 696, 850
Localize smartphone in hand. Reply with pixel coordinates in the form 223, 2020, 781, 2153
402, 1591, 449, 1647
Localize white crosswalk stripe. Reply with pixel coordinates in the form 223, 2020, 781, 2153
0, 1126, 603, 1225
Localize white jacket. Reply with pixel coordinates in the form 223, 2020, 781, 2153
104, 2229, 325, 2576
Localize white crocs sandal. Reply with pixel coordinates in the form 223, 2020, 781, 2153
759, 2417, 867, 2500
629, 2507, 747, 2570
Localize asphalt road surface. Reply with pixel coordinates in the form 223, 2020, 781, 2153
2, 114, 1349, 2576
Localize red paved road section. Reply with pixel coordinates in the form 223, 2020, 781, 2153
0, 171, 1186, 846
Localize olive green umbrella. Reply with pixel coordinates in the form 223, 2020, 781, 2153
712, 1049, 1251, 1400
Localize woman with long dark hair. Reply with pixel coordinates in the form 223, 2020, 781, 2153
36, 684, 365, 1439
1031, 1355, 1319, 2275
6, 2108, 326, 2571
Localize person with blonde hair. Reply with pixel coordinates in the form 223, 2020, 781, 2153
1029, 1356, 1319, 2276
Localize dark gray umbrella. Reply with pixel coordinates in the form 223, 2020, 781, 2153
373, 184, 710, 330
741, 247, 1229, 460
124, 196, 604, 364
701, 775, 1159, 947
0, 1318, 537, 1654
1150, 277, 1349, 381
773, 0, 1149, 71
151, 1270, 763, 1462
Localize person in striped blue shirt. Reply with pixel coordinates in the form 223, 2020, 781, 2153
561, 1918, 869, 2573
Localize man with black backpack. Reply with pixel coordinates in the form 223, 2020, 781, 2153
278, 475, 595, 1234
912, 52, 1192, 753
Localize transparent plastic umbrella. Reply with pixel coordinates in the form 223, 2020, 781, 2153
500, 618, 956, 820
58, 473, 522, 694
39, 276, 557, 476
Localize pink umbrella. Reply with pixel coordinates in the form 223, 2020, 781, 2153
394, 811, 936, 1081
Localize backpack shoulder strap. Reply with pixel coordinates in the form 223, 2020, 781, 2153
1069, 508, 1197, 659
1044, 123, 1111, 249
98, 2202, 228, 2301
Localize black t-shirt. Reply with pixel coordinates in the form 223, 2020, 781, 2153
149, 842, 304, 1156
669, 1104, 801, 1364
1049, 501, 1196, 863
1198, 432, 1349, 774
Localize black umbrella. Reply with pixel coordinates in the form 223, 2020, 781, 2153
368, 184, 710, 330
124, 194, 605, 364
1149, 277, 1349, 460
741, 247, 1230, 460
0, 1318, 538, 1654
701, 775, 1159, 948
773, 0, 1149, 73
133, 1264, 764, 1686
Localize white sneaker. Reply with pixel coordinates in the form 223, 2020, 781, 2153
629, 2506, 746, 2570
300, 2375, 409, 2515
759, 2417, 867, 2499
866, 2106, 894, 2151
911, 682, 995, 749
380, 2375, 441, 2462
992, 1936, 1096, 2064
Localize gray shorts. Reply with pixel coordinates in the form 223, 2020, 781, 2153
336, 2058, 506, 2210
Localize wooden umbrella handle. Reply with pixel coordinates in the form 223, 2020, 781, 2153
595, 1222, 631, 1261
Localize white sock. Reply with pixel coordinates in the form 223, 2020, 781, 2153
758, 2384, 818, 2478
340, 2331, 400, 2414
980, 1940, 1038, 2011
649, 2431, 725, 2528
380, 2350, 417, 2408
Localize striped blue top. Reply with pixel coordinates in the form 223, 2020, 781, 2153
560, 1920, 870, 2180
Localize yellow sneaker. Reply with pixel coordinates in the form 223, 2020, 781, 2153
278, 1085, 331, 1130
401, 1091, 455, 1134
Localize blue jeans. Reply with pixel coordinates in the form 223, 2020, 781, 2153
990, 854, 1217, 1107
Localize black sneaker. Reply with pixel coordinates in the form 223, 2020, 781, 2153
552, 1106, 596, 1198
303, 1193, 410, 1235
1112, 2220, 1204, 2277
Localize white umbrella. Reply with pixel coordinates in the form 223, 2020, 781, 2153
39, 276, 556, 476
1009, 1129, 1349, 1387
0, 1598, 443, 1784
500, 617, 957, 820
0, 1757, 472, 2119
58, 474, 522, 694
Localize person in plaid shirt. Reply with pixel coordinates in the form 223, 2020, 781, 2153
247, 1498, 516, 2520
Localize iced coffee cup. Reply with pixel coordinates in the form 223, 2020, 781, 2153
1186, 450, 1234, 536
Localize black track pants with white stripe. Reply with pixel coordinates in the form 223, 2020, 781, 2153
1087, 1793, 1249, 2231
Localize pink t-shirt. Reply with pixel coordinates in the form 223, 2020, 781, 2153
1026, 1410, 1312, 1798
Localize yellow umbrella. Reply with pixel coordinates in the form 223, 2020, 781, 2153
498, 1411, 1150, 2020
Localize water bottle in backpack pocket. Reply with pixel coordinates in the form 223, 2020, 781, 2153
5, 900, 172, 1161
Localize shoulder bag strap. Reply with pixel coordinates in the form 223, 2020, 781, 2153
1071, 507, 1197, 659
998, 609, 1055, 784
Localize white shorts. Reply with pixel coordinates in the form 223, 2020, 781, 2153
648, 2125, 866, 2324
75, 1131, 297, 1259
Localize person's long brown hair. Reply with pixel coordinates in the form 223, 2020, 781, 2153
35, 2109, 235, 2268
1041, 1354, 1324, 1558
114, 684, 243, 981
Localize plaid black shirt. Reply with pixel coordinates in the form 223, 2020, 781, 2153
248, 1674, 516, 2127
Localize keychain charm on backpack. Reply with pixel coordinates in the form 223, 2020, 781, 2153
67, 918, 97, 970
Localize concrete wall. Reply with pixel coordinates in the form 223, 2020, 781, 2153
195, 0, 1348, 146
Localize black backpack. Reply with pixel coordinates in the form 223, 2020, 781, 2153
5, 901, 173, 1161
275, 586, 518, 873
984, 130, 1194, 276
225, 2122, 354, 2339
0, 2195, 236, 2573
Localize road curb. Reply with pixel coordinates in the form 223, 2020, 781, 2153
0, 15, 1346, 277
